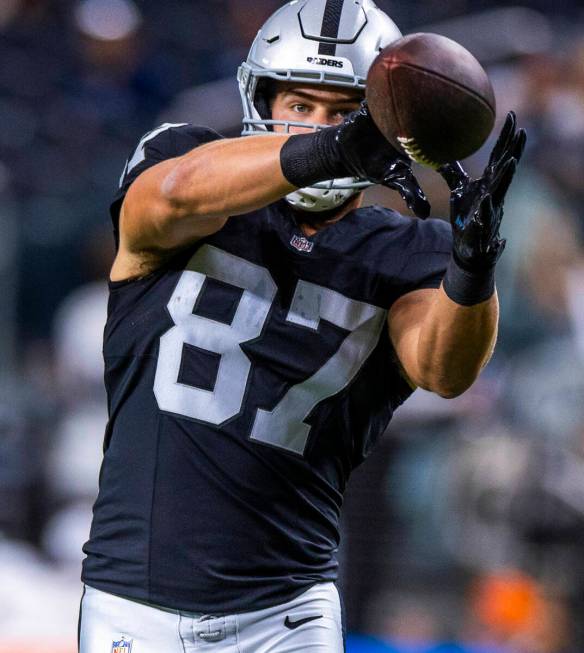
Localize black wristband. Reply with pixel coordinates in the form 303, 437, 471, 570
280, 128, 346, 188
442, 256, 496, 306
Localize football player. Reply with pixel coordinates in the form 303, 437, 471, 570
79, 1, 525, 651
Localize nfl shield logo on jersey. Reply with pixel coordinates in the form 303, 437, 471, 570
290, 234, 314, 253
112, 637, 133, 653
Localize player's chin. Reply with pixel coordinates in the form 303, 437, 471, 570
292, 193, 361, 225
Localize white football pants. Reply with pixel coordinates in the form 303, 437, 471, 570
78, 582, 344, 652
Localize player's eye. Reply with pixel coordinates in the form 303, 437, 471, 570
291, 103, 310, 113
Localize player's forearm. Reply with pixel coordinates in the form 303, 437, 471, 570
416, 287, 499, 398
162, 135, 296, 219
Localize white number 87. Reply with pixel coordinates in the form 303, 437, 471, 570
154, 245, 385, 457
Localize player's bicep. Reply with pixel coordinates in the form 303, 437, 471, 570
387, 288, 439, 389
120, 156, 228, 252
120, 157, 180, 249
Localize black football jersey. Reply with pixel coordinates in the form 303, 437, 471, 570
82, 123, 452, 613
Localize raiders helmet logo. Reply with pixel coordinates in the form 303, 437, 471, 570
306, 56, 344, 68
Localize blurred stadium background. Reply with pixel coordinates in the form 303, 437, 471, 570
0, 0, 583, 651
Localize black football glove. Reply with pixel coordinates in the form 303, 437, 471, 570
333, 101, 431, 218
439, 111, 527, 271
280, 101, 431, 219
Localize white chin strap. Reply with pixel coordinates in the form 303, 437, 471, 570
285, 177, 360, 212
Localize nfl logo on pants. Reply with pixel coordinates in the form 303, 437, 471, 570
112, 638, 133, 653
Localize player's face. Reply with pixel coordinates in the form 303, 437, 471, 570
271, 83, 363, 133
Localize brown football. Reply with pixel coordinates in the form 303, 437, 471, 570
366, 33, 496, 167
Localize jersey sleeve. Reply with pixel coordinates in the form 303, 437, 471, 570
380, 215, 453, 306
397, 217, 452, 291
110, 123, 223, 244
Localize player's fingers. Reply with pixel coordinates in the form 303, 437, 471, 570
384, 179, 431, 219
383, 163, 431, 218
491, 158, 517, 209
488, 111, 516, 168
438, 161, 468, 191
490, 112, 516, 169
488, 125, 524, 185
493, 125, 526, 175
511, 128, 527, 164
408, 190, 432, 219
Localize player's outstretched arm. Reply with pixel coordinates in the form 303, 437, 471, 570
118, 103, 428, 258
388, 113, 526, 398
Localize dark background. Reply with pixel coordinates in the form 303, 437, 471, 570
0, 1, 583, 651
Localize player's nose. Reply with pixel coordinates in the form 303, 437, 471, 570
313, 106, 337, 127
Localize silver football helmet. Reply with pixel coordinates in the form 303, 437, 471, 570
238, 0, 402, 212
